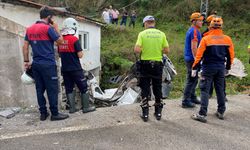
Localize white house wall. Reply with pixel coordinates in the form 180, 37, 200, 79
0, 2, 101, 71
0, 2, 101, 107
78, 23, 101, 71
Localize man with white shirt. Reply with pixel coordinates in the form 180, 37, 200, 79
102, 8, 110, 24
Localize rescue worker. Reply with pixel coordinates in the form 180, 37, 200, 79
191, 17, 235, 123
22, 6, 69, 121
203, 14, 216, 98
202, 14, 216, 37
182, 12, 203, 108
58, 18, 96, 113
203, 15, 228, 102
134, 16, 169, 121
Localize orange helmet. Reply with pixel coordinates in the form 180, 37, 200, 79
190, 12, 204, 21
209, 17, 223, 28
206, 15, 216, 24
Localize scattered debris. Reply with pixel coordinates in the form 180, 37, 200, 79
0, 109, 15, 119
162, 81, 173, 99
10, 107, 21, 113
0, 107, 21, 119
25, 120, 36, 126
162, 56, 177, 82
228, 58, 248, 79
109, 75, 123, 84
86, 56, 177, 107
24, 114, 31, 117
117, 88, 140, 106
53, 142, 59, 145
162, 56, 177, 98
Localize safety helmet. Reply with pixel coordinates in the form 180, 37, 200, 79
209, 17, 223, 29
206, 14, 216, 24
143, 15, 155, 24
21, 71, 34, 85
63, 18, 78, 31
190, 12, 204, 22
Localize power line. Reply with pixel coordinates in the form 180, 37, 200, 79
118, 0, 139, 10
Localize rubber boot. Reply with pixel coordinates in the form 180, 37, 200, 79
154, 103, 164, 120
66, 92, 76, 113
81, 93, 96, 113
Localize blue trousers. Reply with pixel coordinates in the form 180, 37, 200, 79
32, 63, 59, 116
183, 61, 198, 104
120, 19, 127, 26
62, 70, 88, 94
199, 68, 226, 116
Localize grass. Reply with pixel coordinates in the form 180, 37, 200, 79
101, 21, 250, 99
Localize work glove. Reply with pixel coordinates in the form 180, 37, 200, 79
191, 70, 197, 77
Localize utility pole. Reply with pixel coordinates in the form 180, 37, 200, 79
200, 0, 209, 18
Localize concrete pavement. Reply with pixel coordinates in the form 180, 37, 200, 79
0, 94, 250, 150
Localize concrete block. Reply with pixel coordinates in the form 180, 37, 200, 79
0, 109, 15, 119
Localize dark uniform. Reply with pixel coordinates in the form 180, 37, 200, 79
192, 29, 234, 121
135, 25, 169, 121
25, 21, 60, 117
58, 34, 95, 113
58, 35, 87, 94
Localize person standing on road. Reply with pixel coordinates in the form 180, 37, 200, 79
182, 12, 203, 108
134, 15, 169, 122
58, 18, 96, 114
203, 15, 229, 102
22, 6, 69, 121
191, 17, 235, 123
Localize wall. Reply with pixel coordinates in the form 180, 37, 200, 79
0, 17, 37, 107
0, 2, 101, 107
0, 2, 101, 72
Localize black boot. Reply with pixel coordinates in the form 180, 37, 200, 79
141, 106, 149, 122
140, 97, 149, 122
154, 103, 164, 120
81, 92, 96, 113
66, 92, 76, 113
51, 113, 69, 121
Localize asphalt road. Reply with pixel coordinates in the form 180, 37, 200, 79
0, 95, 250, 150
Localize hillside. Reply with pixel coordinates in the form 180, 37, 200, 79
99, 0, 250, 98
32, 0, 250, 98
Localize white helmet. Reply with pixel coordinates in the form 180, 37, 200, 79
21, 72, 34, 85
63, 18, 78, 30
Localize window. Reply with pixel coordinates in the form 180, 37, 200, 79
79, 31, 89, 50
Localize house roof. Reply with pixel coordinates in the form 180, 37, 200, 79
1, 0, 105, 26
